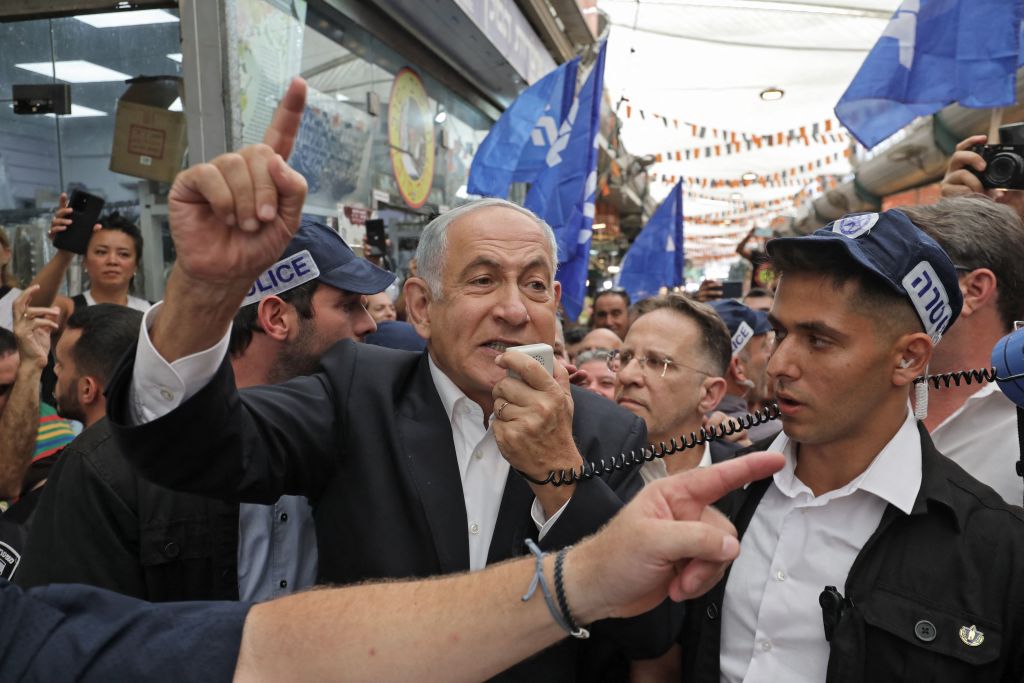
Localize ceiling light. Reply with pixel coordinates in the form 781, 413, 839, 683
607, 265, 621, 274
43, 103, 107, 118
334, 92, 350, 102
759, 87, 784, 101
592, 222, 607, 230
75, 9, 179, 28
741, 172, 758, 182
16, 60, 130, 83
434, 110, 447, 124
167, 53, 182, 63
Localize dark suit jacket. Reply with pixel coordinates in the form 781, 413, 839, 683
107, 340, 678, 681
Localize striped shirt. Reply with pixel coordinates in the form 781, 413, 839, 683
34, 404, 76, 461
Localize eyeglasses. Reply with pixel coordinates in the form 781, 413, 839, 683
606, 349, 711, 379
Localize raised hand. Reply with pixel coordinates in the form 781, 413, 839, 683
167, 77, 309, 291
566, 451, 785, 622
11, 286, 60, 369
941, 135, 989, 198
153, 78, 310, 362
492, 350, 582, 515
49, 192, 101, 245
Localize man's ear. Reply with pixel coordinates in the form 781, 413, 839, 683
698, 376, 728, 414
404, 277, 434, 341
958, 267, 998, 318
728, 355, 747, 384
892, 332, 932, 387
257, 296, 292, 342
79, 376, 101, 407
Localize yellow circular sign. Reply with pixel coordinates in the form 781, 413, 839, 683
388, 67, 435, 209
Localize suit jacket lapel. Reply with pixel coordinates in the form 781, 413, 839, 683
396, 353, 470, 573
487, 470, 533, 564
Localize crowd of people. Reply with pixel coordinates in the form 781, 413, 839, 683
2, 77, 1024, 681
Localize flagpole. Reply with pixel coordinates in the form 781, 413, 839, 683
989, 107, 1005, 142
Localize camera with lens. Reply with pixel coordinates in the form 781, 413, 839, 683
970, 123, 1024, 190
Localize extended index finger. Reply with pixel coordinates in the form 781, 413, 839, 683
262, 77, 308, 160
661, 451, 785, 515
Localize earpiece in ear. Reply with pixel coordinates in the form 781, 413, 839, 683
898, 358, 912, 369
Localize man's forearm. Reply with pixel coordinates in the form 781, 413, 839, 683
235, 554, 572, 683
0, 364, 42, 499
149, 265, 250, 363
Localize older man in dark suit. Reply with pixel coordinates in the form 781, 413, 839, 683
105, 79, 672, 681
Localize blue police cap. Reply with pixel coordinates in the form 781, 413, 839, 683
710, 299, 772, 356
242, 221, 395, 307
767, 210, 962, 342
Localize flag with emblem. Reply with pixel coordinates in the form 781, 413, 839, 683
836, 0, 1024, 149
618, 181, 684, 303
523, 41, 606, 320
467, 56, 580, 198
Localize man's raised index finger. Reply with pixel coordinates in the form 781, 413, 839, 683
263, 77, 308, 160
662, 451, 785, 515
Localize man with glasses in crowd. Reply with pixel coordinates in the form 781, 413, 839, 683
612, 294, 740, 484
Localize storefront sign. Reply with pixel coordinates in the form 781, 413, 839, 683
388, 68, 435, 209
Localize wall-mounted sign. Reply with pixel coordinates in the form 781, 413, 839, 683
387, 67, 435, 209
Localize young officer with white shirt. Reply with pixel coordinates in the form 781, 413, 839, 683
679, 209, 1024, 683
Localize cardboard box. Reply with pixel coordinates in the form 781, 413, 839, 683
110, 76, 186, 183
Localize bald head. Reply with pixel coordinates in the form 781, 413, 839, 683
576, 327, 623, 360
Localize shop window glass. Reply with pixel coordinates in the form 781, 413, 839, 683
0, 10, 182, 298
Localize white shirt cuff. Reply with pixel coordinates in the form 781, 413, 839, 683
531, 496, 570, 540
127, 301, 232, 425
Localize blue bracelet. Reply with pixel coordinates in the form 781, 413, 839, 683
522, 539, 590, 639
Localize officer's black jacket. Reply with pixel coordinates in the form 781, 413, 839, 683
681, 422, 1024, 682
16, 418, 239, 601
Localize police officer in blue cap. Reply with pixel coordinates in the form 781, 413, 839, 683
679, 209, 1024, 683
710, 299, 779, 443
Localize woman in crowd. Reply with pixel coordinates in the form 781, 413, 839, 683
31, 192, 149, 322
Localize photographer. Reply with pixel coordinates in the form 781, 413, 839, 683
941, 134, 1024, 218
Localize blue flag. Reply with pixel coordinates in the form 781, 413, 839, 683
836, 0, 1024, 149
467, 57, 579, 198
618, 181, 684, 303
524, 42, 607, 320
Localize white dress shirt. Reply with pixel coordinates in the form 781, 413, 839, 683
128, 305, 564, 576
930, 383, 1022, 506
83, 289, 151, 313
720, 411, 922, 683
640, 442, 712, 485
